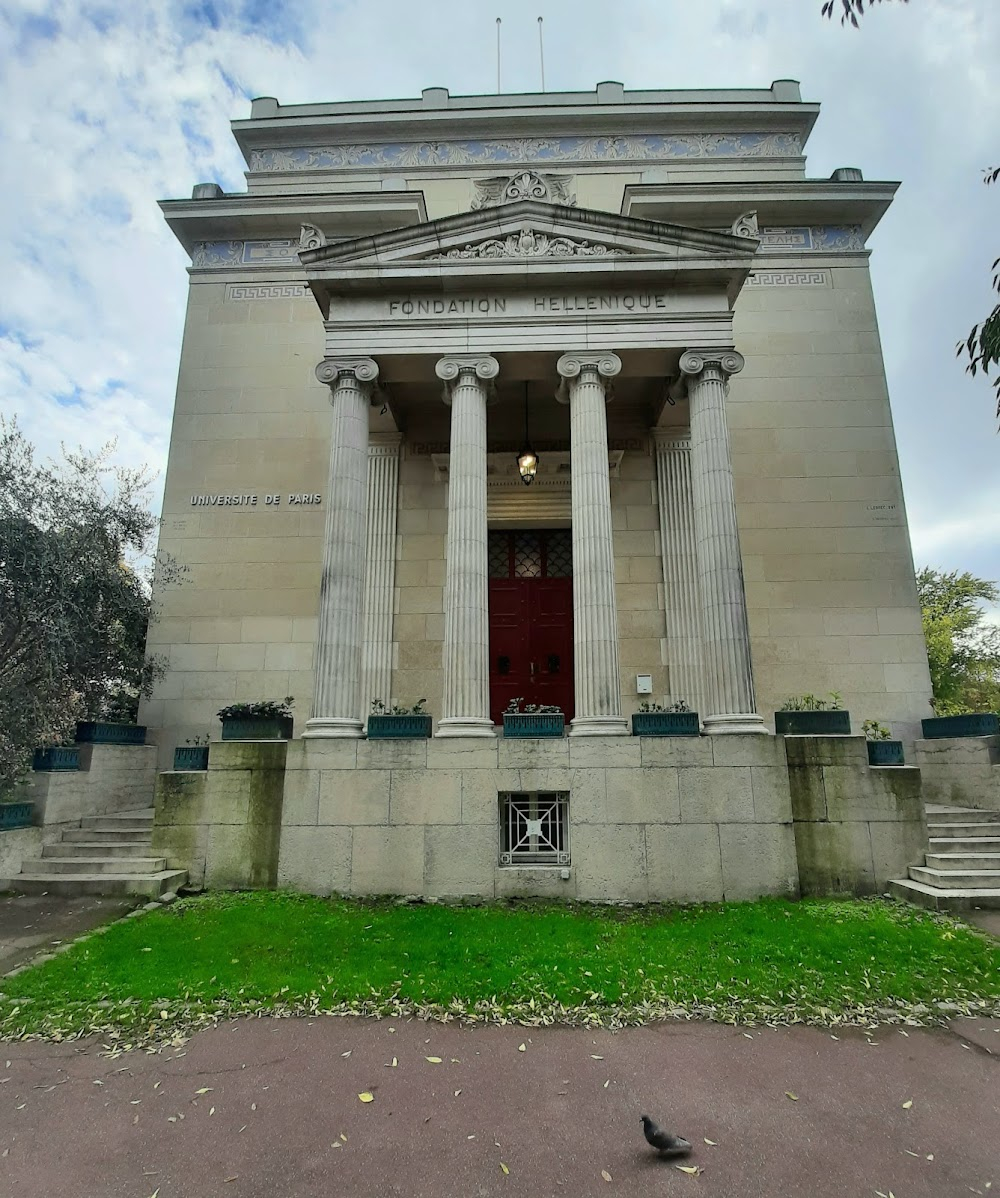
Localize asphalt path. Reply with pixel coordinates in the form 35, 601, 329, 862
1, 1013, 997, 1197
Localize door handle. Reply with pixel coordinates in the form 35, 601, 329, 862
529, 661, 536, 678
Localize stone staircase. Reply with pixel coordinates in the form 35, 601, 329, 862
0, 809, 186, 897
889, 803, 1000, 910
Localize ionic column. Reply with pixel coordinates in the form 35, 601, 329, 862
679, 349, 765, 734
434, 355, 499, 738
653, 431, 705, 714
361, 433, 402, 725
556, 352, 629, 736
304, 357, 379, 739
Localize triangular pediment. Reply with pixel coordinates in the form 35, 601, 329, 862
300, 198, 758, 274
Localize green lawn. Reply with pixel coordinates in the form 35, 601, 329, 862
2, 894, 998, 1044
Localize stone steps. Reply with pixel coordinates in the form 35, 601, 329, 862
890, 802, 1000, 910
925, 852, 1000, 870
19, 856, 168, 875
0, 871, 186, 898
0, 807, 185, 898
41, 841, 154, 859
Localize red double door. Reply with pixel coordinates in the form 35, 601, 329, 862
488, 529, 575, 725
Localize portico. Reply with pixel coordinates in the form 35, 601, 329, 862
299, 199, 764, 739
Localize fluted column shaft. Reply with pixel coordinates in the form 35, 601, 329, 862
557, 352, 628, 736
435, 355, 499, 738
361, 433, 402, 724
304, 357, 378, 739
680, 349, 764, 734
654, 432, 705, 714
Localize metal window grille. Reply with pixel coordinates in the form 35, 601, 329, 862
545, 529, 573, 577
499, 792, 569, 866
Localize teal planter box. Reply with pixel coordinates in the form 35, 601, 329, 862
775, 710, 851, 736
75, 721, 146, 746
367, 715, 432, 739
221, 715, 293, 741
0, 802, 33, 830
173, 746, 210, 771
867, 740, 905, 766
921, 713, 999, 739
502, 713, 565, 738
32, 746, 81, 771
631, 712, 700, 737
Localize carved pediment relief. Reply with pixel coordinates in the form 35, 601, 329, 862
428, 224, 629, 261
471, 170, 576, 210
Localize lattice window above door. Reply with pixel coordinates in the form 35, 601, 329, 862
513, 532, 542, 578
488, 532, 509, 579
545, 530, 572, 577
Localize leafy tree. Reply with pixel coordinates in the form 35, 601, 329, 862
916, 567, 1000, 715
819, 0, 1000, 416
0, 419, 175, 792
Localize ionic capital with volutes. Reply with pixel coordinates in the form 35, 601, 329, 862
435, 355, 500, 405
555, 351, 622, 404
678, 349, 745, 386
315, 356, 380, 397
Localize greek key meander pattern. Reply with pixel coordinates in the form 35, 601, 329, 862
248, 132, 803, 173
745, 270, 830, 287
225, 283, 310, 301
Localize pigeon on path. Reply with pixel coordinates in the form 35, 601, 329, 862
640, 1115, 692, 1157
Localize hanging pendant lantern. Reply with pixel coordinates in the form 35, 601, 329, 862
517, 382, 538, 485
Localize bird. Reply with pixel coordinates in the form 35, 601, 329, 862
640, 1115, 692, 1157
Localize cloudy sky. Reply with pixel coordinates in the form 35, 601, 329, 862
1, 0, 997, 582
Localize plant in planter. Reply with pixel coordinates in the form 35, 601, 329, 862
774, 692, 851, 736
631, 699, 700, 737
920, 711, 1000, 739
174, 734, 211, 771
31, 745, 81, 771
74, 720, 146, 746
502, 697, 566, 738
0, 800, 33, 830
862, 719, 905, 766
217, 697, 294, 741
367, 698, 433, 739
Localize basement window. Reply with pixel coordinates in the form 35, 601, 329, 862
499, 792, 569, 866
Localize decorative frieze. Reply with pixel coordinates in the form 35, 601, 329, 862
744, 270, 830, 288
225, 283, 309, 301
428, 226, 626, 260
248, 132, 803, 173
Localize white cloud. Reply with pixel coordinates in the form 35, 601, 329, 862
1, 0, 998, 581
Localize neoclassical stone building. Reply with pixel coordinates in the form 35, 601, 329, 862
141, 80, 933, 901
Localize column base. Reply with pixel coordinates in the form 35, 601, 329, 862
702, 713, 768, 735
568, 715, 630, 737
302, 717, 365, 739
435, 717, 497, 739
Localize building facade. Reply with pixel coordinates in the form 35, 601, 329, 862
141, 81, 933, 902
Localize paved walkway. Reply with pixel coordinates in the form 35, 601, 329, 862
0, 894, 136, 975
1, 1015, 996, 1197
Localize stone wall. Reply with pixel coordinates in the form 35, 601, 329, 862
786, 736, 926, 895
913, 736, 1000, 812
0, 826, 44, 881
272, 733, 799, 902
153, 741, 286, 889
25, 745, 158, 826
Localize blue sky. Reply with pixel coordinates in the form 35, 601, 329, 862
1, 0, 998, 587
